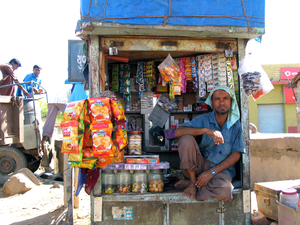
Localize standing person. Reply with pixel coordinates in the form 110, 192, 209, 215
174, 86, 245, 202
17, 65, 43, 98
0, 58, 29, 96
42, 79, 73, 144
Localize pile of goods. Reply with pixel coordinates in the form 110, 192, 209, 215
61, 92, 128, 169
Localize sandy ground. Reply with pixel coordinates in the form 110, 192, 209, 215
0, 180, 91, 225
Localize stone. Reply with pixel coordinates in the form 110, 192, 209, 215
2, 168, 41, 196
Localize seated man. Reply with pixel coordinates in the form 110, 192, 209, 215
174, 86, 245, 202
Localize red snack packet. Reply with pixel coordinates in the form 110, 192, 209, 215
61, 121, 79, 153
90, 123, 114, 157
62, 100, 85, 123
115, 121, 128, 150
110, 97, 126, 122
87, 97, 112, 123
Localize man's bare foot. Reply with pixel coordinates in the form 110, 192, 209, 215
175, 180, 190, 189
183, 183, 197, 199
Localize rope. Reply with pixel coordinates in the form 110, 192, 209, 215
103, 0, 109, 18
81, 14, 264, 24
163, 0, 172, 26
87, 0, 92, 24
241, 0, 250, 38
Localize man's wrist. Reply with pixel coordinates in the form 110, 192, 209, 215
210, 168, 217, 176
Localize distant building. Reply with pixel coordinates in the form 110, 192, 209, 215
249, 64, 300, 133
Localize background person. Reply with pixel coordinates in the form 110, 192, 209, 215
174, 86, 245, 202
0, 58, 29, 96
17, 65, 43, 98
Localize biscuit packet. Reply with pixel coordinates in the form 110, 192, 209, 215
110, 97, 126, 123
61, 121, 79, 153
62, 100, 85, 123
83, 125, 93, 148
87, 97, 112, 123
95, 156, 115, 168
90, 122, 114, 157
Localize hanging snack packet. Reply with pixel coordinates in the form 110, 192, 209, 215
95, 156, 115, 168
61, 122, 79, 153
83, 125, 93, 148
115, 121, 128, 150
62, 100, 85, 123
75, 158, 97, 169
113, 139, 124, 163
87, 97, 112, 123
111, 97, 126, 122
68, 152, 83, 164
90, 123, 114, 157
82, 147, 94, 158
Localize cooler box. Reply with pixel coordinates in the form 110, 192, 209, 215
254, 180, 300, 221
277, 201, 300, 225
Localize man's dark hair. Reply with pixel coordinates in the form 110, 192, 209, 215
9, 58, 21, 67
33, 65, 42, 70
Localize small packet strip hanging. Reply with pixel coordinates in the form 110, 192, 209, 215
111, 64, 119, 92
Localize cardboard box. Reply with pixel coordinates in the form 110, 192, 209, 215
254, 180, 300, 221
277, 202, 300, 225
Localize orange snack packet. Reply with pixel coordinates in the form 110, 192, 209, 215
90, 123, 114, 157
87, 97, 112, 123
83, 125, 93, 148
62, 100, 85, 123
110, 97, 126, 122
82, 147, 94, 158
95, 156, 115, 168
113, 139, 124, 163
61, 122, 79, 153
115, 121, 128, 150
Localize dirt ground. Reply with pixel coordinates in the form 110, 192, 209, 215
0, 179, 91, 225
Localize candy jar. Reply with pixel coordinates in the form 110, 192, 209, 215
148, 169, 164, 193
101, 170, 116, 194
132, 170, 148, 193
116, 170, 132, 193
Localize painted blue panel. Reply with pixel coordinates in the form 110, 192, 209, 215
257, 104, 284, 133
68, 40, 86, 83
80, 0, 265, 28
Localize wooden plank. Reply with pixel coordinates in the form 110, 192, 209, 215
74, 167, 79, 208
89, 35, 100, 98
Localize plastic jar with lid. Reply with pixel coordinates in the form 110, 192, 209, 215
116, 170, 132, 193
148, 169, 164, 193
280, 188, 299, 211
128, 131, 142, 155
132, 170, 148, 193
101, 170, 116, 194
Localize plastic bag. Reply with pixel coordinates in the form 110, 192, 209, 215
158, 54, 180, 84
238, 53, 274, 100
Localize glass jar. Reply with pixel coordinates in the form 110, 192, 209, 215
128, 131, 142, 155
148, 169, 164, 193
132, 170, 148, 193
101, 170, 116, 194
280, 188, 299, 211
116, 170, 132, 193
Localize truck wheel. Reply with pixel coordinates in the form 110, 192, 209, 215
0, 146, 27, 184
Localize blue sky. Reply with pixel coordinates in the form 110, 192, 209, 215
0, 0, 299, 94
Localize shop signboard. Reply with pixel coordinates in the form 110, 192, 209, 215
68, 40, 86, 82
280, 67, 300, 80
284, 86, 296, 103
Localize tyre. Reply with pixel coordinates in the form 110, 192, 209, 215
0, 146, 27, 184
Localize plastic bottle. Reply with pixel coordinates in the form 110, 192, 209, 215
280, 188, 299, 211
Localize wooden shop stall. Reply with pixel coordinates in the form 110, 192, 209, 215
65, 0, 265, 224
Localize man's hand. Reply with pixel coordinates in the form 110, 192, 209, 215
206, 129, 224, 145
33, 87, 43, 94
24, 91, 29, 97
195, 170, 213, 188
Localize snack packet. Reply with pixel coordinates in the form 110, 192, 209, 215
113, 139, 124, 163
62, 100, 85, 123
87, 97, 112, 123
90, 123, 114, 157
110, 97, 126, 122
115, 121, 128, 150
61, 122, 79, 154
